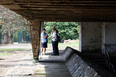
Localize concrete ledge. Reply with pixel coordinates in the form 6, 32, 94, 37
65, 47, 115, 77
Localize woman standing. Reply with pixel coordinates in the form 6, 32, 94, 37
51, 27, 59, 56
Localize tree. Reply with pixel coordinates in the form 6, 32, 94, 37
0, 6, 29, 44
44, 22, 79, 43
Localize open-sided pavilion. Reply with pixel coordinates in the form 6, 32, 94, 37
0, 0, 116, 61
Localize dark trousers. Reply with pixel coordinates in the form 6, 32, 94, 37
52, 41, 59, 55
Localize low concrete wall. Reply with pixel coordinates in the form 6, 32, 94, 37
66, 53, 100, 77
65, 47, 115, 77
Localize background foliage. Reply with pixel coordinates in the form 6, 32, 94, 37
44, 22, 79, 43
0, 6, 29, 44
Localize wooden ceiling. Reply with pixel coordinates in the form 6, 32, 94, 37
0, 0, 116, 21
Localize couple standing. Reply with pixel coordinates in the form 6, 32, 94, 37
41, 27, 59, 56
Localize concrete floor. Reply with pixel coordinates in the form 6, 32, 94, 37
4, 53, 71, 77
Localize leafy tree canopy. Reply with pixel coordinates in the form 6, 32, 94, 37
0, 6, 29, 35
0, 6, 29, 44
44, 22, 79, 42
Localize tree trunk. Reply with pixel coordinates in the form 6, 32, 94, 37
9, 33, 13, 44
4, 32, 13, 44
4, 32, 9, 44
0, 32, 2, 44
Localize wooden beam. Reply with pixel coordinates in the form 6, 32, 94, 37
18, 3, 116, 7
19, 5, 116, 10
1, 5, 20, 9
13, 0, 116, 3
0, 1, 14, 5
23, 9, 116, 14
0, 0, 32, 20
29, 16, 116, 22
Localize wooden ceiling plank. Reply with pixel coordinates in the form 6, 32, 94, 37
21, 8, 116, 12
19, 4, 116, 8
13, 0, 116, 4
1, 0, 116, 21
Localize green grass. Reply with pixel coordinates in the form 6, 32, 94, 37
59, 41, 79, 47
48, 41, 79, 47
0, 48, 28, 51
0, 52, 12, 56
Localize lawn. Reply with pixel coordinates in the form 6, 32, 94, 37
48, 41, 79, 48
0, 48, 28, 51
0, 52, 12, 56
0, 48, 30, 56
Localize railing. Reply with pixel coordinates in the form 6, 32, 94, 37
104, 44, 116, 73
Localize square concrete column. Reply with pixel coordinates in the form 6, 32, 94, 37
104, 22, 116, 44
29, 20, 42, 60
102, 22, 116, 51
79, 22, 102, 53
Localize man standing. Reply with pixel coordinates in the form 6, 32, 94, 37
41, 28, 48, 55
51, 27, 59, 56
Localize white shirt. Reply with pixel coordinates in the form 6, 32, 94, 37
51, 32, 56, 41
51, 31, 59, 41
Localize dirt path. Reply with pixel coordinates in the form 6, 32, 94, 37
0, 50, 32, 77
0, 44, 32, 76
0, 44, 32, 49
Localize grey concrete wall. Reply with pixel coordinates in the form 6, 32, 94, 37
103, 22, 116, 51
80, 22, 102, 52
105, 22, 116, 44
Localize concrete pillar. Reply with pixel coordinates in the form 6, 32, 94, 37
103, 22, 116, 51
102, 22, 106, 53
80, 22, 102, 53
79, 22, 82, 51
40, 22, 44, 49
105, 22, 116, 44
29, 20, 41, 60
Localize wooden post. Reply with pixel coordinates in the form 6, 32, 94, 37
29, 20, 41, 60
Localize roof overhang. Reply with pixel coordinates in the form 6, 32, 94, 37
0, 0, 116, 22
